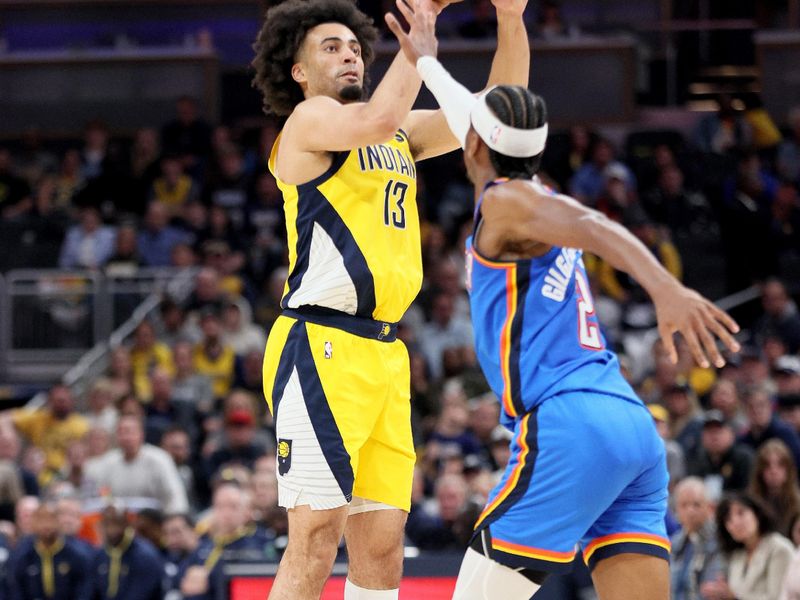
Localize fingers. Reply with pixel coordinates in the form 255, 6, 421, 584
708, 302, 740, 335
703, 306, 741, 356
681, 325, 710, 369
694, 315, 725, 368
659, 325, 678, 365
397, 0, 416, 22
385, 12, 406, 38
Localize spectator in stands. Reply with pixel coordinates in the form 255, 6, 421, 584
702, 492, 793, 600
104, 223, 142, 276
642, 163, 715, 237
740, 387, 800, 472
709, 378, 748, 433
221, 299, 265, 356
159, 299, 200, 348
418, 292, 473, 380
161, 426, 199, 510
693, 94, 753, 155
54, 495, 88, 548
7, 384, 90, 483
8, 502, 93, 600
172, 340, 214, 414
85, 415, 188, 513
0, 461, 22, 524
130, 319, 175, 401
184, 267, 225, 315
775, 355, 800, 395
769, 182, 800, 258
670, 477, 724, 600
134, 507, 164, 553
467, 395, 501, 466
199, 236, 246, 298
16, 128, 58, 186
192, 307, 235, 400
58, 205, 116, 270
687, 410, 754, 497
92, 502, 164, 600
534, 0, 578, 40
163, 513, 199, 596
80, 119, 116, 181
664, 380, 704, 460
54, 149, 84, 209
648, 404, 686, 489
161, 95, 212, 178
0, 147, 32, 219
149, 155, 199, 217
570, 138, 634, 206
782, 549, 800, 599
179, 483, 274, 600
86, 427, 112, 460
778, 106, 800, 184
15, 495, 40, 539
748, 439, 800, 537
245, 171, 285, 279
779, 394, 800, 436
457, 0, 497, 39
137, 201, 192, 267
0, 426, 38, 496
84, 378, 119, 434
249, 469, 285, 539
128, 127, 161, 215
108, 346, 134, 399
753, 279, 800, 354
203, 408, 267, 481
406, 473, 473, 551
59, 440, 89, 493
202, 144, 251, 230
144, 367, 197, 446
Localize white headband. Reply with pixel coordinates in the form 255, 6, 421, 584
470, 92, 548, 158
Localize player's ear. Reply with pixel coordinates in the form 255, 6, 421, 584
465, 128, 481, 160
291, 62, 307, 85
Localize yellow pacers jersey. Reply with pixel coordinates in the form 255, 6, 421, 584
269, 130, 421, 324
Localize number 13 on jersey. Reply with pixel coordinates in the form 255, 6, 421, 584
383, 179, 407, 229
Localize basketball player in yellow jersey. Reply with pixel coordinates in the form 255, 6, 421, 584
251, 0, 530, 597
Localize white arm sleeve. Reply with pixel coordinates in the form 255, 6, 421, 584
416, 56, 478, 149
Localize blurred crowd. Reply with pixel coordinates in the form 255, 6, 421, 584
0, 33, 799, 600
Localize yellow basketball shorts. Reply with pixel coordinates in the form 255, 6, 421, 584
262, 314, 415, 512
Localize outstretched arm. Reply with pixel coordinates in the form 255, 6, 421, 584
403, 0, 531, 161
480, 181, 741, 368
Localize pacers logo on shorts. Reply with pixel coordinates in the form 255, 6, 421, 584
277, 438, 292, 475
378, 323, 391, 339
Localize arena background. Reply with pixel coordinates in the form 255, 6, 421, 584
0, 0, 799, 599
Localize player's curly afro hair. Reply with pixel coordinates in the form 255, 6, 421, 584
252, 0, 379, 117
484, 85, 548, 179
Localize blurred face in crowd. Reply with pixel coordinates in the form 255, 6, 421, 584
776, 371, 800, 395
176, 97, 198, 126
145, 202, 169, 232
195, 269, 220, 301
779, 403, 800, 433
163, 515, 197, 554
117, 417, 145, 459
161, 430, 190, 465
79, 207, 101, 232
436, 475, 467, 522
34, 504, 60, 546
15, 496, 40, 536
86, 427, 111, 458
745, 391, 773, 429
762, 280, 789, 317
741, 356, 770, 387
173, 342, 194, 375
66, 440, 87, 469
702, 423, 734, 458
710, 379, 739, 418
665, 389, 691, 418
675, 480, 709, 534
0, 427, 20, 461
56, 498, 83, 537
212, 485, 248, 536
760, 448, 789, 494
110, 346, 132, 377
249, 471, 278, 512
133, 321, 156, 350
431, 293, 455, 327
150, 368, 173, 405
201, 314, 222, 342
49, 385, 74, 419
724, 501, 759, 546
469, 401, 500, 442
101, 506, 129, 547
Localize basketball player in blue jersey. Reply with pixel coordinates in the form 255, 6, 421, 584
390, 24, 742, 600
251, 0, 532, 598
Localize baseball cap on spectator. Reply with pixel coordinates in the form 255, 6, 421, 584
702, 409, 728, 428
489, 425, 513, 445
226, 409, 254, 427
647, 404, 669, 423
603, 163, 630, 183
774, 355, 800, 376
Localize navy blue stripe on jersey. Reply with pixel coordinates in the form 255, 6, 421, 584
508, 263, 532, 417
294, 323, 354, 501
585, 541, 670, 572
473, 408, 539, 536
270, 321, 304, 424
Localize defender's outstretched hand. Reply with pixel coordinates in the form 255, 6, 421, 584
386, 0, 439, 65
654, 282, 740, 369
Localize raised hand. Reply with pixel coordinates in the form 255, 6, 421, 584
385, 0, 439, 65
431, 0, 465, 15
654, 282, 740, 369
490, 0, 529, 17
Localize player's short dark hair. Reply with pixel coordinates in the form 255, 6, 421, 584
715, 492, 776, 555
252, 0, 379, 117
484, 85, 548, 179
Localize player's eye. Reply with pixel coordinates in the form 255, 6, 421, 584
324, 45, 337, 52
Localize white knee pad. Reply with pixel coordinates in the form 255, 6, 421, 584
344, 579, 399, 600
452, 548, 542, 600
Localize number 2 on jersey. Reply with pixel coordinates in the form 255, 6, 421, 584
575, 270, 603, 350
383, 179, 407, 229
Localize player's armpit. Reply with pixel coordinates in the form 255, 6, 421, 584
403, 109, 460, 161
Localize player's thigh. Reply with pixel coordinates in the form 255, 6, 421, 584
591, 553, 669, 600
351, 341, 415, 511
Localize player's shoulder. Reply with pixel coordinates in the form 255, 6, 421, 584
482, 178, 545, 215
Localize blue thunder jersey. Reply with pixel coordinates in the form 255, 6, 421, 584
268, 130, 421, 324
466, 178, 641, 428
